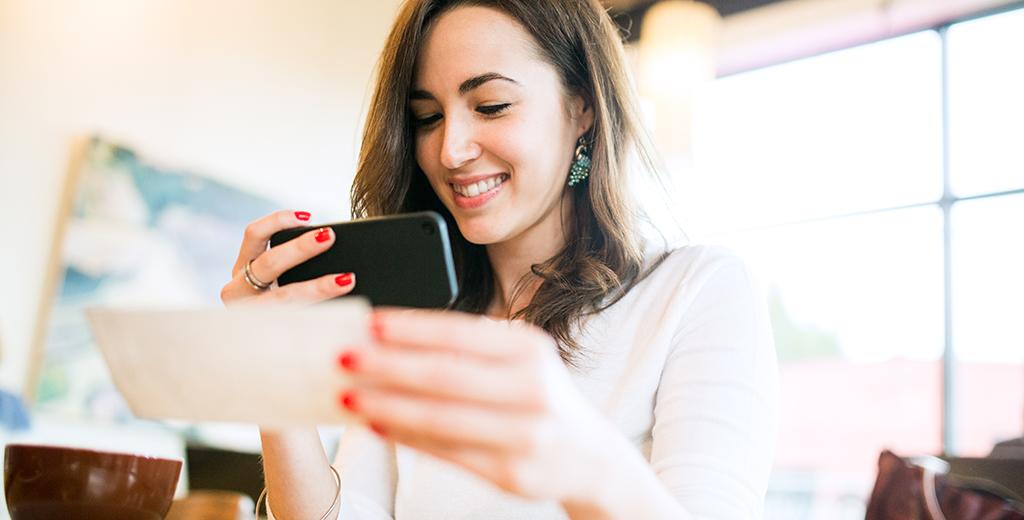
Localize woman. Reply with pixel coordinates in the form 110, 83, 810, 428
220, 0, 778, 518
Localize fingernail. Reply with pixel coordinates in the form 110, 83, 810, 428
370, 313, 384, 339
369, 422, 387, 437
339, 391, 358, 412
335, 273, 353, 287
337, 351, 358, 370
315, 227, 331, 243
295, 211, 311, 221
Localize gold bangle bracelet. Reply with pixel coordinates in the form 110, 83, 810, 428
254, 464, 341, 520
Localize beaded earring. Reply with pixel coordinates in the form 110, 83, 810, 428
567, 135, 591, 186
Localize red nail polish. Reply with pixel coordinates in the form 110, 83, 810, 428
340, 392, 358, 412
295, 211, 311, 221
370, 313, 384, 339
315, 228, 331, 243
369, 422, 387, 437
335, 273, 353, 287
338, 351, 358, 370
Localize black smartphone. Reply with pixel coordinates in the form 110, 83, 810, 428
269, 211, 458, 308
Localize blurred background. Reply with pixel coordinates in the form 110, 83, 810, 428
0, 0, 1021, 518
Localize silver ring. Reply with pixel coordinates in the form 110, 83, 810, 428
243, 258, 272, 291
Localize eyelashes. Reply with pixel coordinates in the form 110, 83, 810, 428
413, 114, 442, 127
412, 103, 512, 129
476, 103, 511, 115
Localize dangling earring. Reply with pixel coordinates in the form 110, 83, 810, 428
567, 135, 591, 187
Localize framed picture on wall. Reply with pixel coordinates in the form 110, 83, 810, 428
27, 136, 280, 431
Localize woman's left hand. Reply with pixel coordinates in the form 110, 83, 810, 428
336, 308, 624, 508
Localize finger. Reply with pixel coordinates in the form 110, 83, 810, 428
342, 386, 542, 454
361, 423, 507, 491
381, 434, 505, 490
372, 309, 550, 360
246, 226, 334, 287
401, 436, 561, 499
220, 271, 263, 303
254, 272, 356, 305
232, 210, 314, 276
395, 437, 493, 472
342, 345, 543, 410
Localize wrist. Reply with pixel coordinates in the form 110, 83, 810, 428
560, 427, 687, 520
559, 426, 634, 519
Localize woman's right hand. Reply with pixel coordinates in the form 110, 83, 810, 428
224, 211, 352, 517
220, 210, 357, 305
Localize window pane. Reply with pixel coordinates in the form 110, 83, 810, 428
708, 207, 944, 518
948, 7, 1024, 197
689, 31, 942, 235
952, 194, 1024, 455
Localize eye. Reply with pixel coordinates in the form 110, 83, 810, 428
413, 114, 442, 128
477, 103, 511, 116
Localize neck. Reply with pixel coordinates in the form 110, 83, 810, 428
485, 191, 573, 318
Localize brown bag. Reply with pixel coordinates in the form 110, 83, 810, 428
865, 450, 1024, 520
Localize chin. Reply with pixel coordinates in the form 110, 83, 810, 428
452, 215, 512, 245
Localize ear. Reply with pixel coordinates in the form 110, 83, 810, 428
569, 94, 594, 139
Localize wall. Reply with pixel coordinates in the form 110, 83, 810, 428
0, 0, 404, 393
2, 0, 1014, 395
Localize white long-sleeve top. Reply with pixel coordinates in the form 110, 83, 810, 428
272, 245, 779, 519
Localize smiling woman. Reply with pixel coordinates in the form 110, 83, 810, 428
350, 0, 671, 353
223, 0, 779, 519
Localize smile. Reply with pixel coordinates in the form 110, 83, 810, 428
449, 173, 509, 198
449, 173, 509, 210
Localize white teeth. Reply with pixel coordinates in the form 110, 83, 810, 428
452, 174, 507, 198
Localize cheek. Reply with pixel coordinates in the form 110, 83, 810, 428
488, 120, 558, 179
414, 133, 432, 170
412, 116, 569, 193
507, 130, 570, 191
415, 133, 443, 185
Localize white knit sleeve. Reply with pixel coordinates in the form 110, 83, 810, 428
332, 426, 397, 519
649, 252, 779, 519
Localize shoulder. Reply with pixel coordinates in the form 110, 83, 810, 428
586, 243, 762, 339
572, 243, 774, 381
629, 243, 772, 350
637, 243, 759, 305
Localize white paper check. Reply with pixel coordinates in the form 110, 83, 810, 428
85, 300, 371, 426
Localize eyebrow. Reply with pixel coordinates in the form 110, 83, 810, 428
409, 72, 519, 101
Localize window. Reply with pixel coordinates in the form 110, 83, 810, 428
688, 6, 1024, 517
948, 8, 1024, 197
952, 194, 1024, 456
689, 31, 942, 234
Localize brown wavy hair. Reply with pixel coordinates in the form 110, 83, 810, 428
351, 0, 671, 362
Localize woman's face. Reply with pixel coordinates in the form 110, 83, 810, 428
411, 6, 592, 245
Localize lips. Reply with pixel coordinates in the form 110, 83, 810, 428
449, 173, 508, 198
448, 173, 508, 210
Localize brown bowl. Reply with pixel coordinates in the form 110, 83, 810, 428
4, 444, 182, 520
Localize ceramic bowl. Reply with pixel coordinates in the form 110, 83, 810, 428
4, 444, 182, 520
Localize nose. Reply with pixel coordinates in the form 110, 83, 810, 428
439, 117, 482, 170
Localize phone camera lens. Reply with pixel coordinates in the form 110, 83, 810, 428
422, 222, 435, 235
